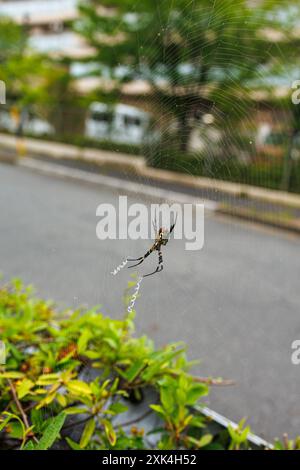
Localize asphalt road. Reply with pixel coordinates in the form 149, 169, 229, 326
1, 161, 300, 441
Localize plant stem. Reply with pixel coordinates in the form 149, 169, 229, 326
7, 379, 38, 444
193, 376, 235, 386
116, 409, 153, 428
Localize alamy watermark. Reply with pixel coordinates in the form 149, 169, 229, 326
96, 197, 204, 251
291, 340, 300, 365
0, 80, 6, 105
291, 80, 300, 105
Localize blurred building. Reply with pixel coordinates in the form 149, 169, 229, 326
0, 0, 77, 25
0, 1, 142, 91
0, 0, 92, 58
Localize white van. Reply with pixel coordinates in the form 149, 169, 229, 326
85, 102, 151, 145
23, 112, 54, 136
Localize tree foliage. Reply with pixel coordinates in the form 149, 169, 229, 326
75, 0, 300, 150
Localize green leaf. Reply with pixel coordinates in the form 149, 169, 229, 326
66, 437, 82, 450
142, 348, 185, 381
22, 440, 36, 450
108, 402, 128, 414
189, 415, 205, 429
30, 409, 44, 433
36, 391, 57, 409
186, 384, 208, 404
122, 359, 145, 382
228, 424, 236, 440
187, 434, 213, 449
160, 386, 175, 413
149, 404, 166, 419
79, 419, 95, 449
36, 373, 60, 386
102, 419, 116, 446
0, 371, 25, 379
64, 407, 88, 415
176, 387, 186, 405
17, 378, 35, 399
274, 440, 284, 450
197, 434, 213, 448
84, 350, 101, 359
240, 426, 250, 443
7, 421, 24, 439
56, 393, 67, 407
35, 412, 66, 450
77, 329, 93, 354
103, 337, 118, 350
66, 380, 92, 396
3, 411, 26, 437
0, 416, 12, 432
7, 342, 24, 361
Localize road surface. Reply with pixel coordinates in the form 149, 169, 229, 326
1, 161, 300, 441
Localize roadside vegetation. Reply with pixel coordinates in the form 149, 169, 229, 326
0, 279, 299, 450
144, 147, 300, 194
3, 125, 300, 194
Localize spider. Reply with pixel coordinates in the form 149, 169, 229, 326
127, 214, 177, 277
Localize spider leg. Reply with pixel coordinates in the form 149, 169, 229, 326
169, 213, 178, 235
127, 258, 145, 268
152, 209, 157, 235
143, 250, 163, 278
126, 256, 144, 262
127, 246, 155, 268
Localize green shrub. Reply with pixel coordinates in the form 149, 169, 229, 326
145, 146, 300, 194
1, 279, 299, 450
146, 147, 290, 190
0, 279, 217, 450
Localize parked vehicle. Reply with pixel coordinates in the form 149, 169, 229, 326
23, 111, 54, 136
0, 102, 158, 146
0, 109, 14, 133
0, 108, 54, 137
85, 102, 152, 145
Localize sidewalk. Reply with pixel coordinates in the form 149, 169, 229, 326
1, 132, 300, 234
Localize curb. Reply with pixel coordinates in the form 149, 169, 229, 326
19, 157, 218, 212
18, 157, 300, 237
198, 405, 272, 450
0, 133, 145, 174
217, 205, 300, 236
1, 132, 300, 209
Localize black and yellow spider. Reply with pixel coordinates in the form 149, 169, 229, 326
127, 216, 177, 277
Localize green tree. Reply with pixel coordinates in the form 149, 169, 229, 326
0, 15, 83, 136
0, 17, 26, 64
0, 17, 45, 133
75, 0, 300, 152
34, 60, 86, 137
0, 17, 27, 100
